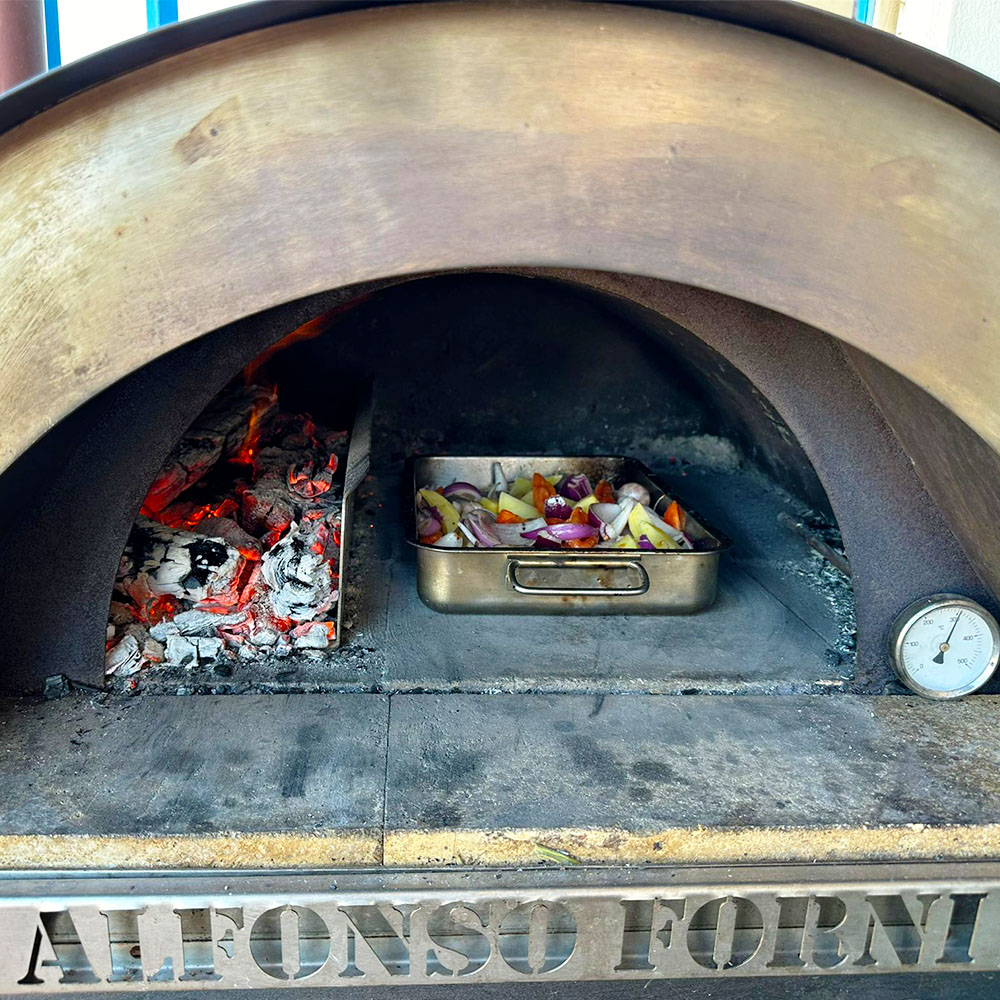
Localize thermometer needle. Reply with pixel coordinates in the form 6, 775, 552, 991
932, 611, 963, 664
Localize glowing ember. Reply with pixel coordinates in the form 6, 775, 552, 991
106, 383, 349, 678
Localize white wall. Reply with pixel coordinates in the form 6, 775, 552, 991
898, 0, 1000, 81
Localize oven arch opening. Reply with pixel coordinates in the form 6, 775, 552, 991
102, 271, 857, 697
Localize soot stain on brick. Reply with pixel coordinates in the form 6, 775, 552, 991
562, 734, 621, 786
421, 747, 484, 794
631, 760, 678, 783
420, 802, 463, 828
281, 724, 323, 799
281, 751, 309, 799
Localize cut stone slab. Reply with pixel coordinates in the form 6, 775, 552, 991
0, 693, 387, 851
383, 693, 1000, 865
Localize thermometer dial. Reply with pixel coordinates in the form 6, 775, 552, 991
890, 594, 1000, 699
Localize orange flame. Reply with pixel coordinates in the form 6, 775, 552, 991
241, 295, 372, 387
231, 384, 278, 474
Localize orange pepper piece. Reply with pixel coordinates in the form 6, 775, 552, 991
595, 479, 615, 504
422, 530, 443, 545
664, 500, 685, 531
565, 535, 599, 549
569, 507, 590, 525
497, 509, 525, 524
532, 472, 556, 514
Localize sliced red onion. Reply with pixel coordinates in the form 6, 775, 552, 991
544, 495, 573, 520
557, 473, 592, 501
417, 509, 443, 538
618, 482, 651, 506
587, 500, 635, 541
637, 534, 657, 551
463, 510, 500, 548
495, 522, 534, 547
432, 531, 463, 548
541, 522, 597, 541
532, 533, 563, 550
605, 498, 636, 541
517, 517, 548, 539
587, 502, 620, 527
443, 481, 482, 501
642, 504, 693, 549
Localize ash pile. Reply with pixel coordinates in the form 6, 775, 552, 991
105, 384, 349, 683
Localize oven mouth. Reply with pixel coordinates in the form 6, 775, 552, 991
94, 271, 857, 698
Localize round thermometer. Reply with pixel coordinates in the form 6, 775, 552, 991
890, 594, 1000, 699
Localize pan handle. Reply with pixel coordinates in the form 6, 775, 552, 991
505, 557, 650, 597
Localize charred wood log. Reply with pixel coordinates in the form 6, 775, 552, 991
117, 517, 245, 607
141, 384, 277, 512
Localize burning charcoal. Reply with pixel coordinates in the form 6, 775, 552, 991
105, 634, 142, 677
121, 621, 152, 653
164, 635, 223, 668
108, 602, 135, 627
239, 477, 296, 540
169, 609, 246, 637
164, 636, 198, 668
149, 619, 179, 641
192, 517, 261, 559
291, 621, 335, 649
141, 385, 278, 512
111, 388, 351, 677
288, 455, 338, 499
249, 629, 279, 647
261, 521, 337, 623
195, 637, 224, 661
142, 637, 165, 664
118, 517, 245, 607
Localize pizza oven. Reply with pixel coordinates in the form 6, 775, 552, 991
3, 1, 1000, 994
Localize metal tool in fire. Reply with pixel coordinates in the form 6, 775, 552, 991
890, 594, 1000, 699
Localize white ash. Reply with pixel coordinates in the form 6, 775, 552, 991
105, 634, 142, 676
151, 609, 248, 640
118, 517, 245, 606
261, 521, 338, 623
291, 621, 333, 649
164, 635, 224, 668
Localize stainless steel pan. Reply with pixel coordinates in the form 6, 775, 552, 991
406, 456, 726, 615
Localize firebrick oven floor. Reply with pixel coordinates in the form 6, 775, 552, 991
1, 690, 999, 869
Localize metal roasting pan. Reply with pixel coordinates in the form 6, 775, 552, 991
406, 456, 726, 615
